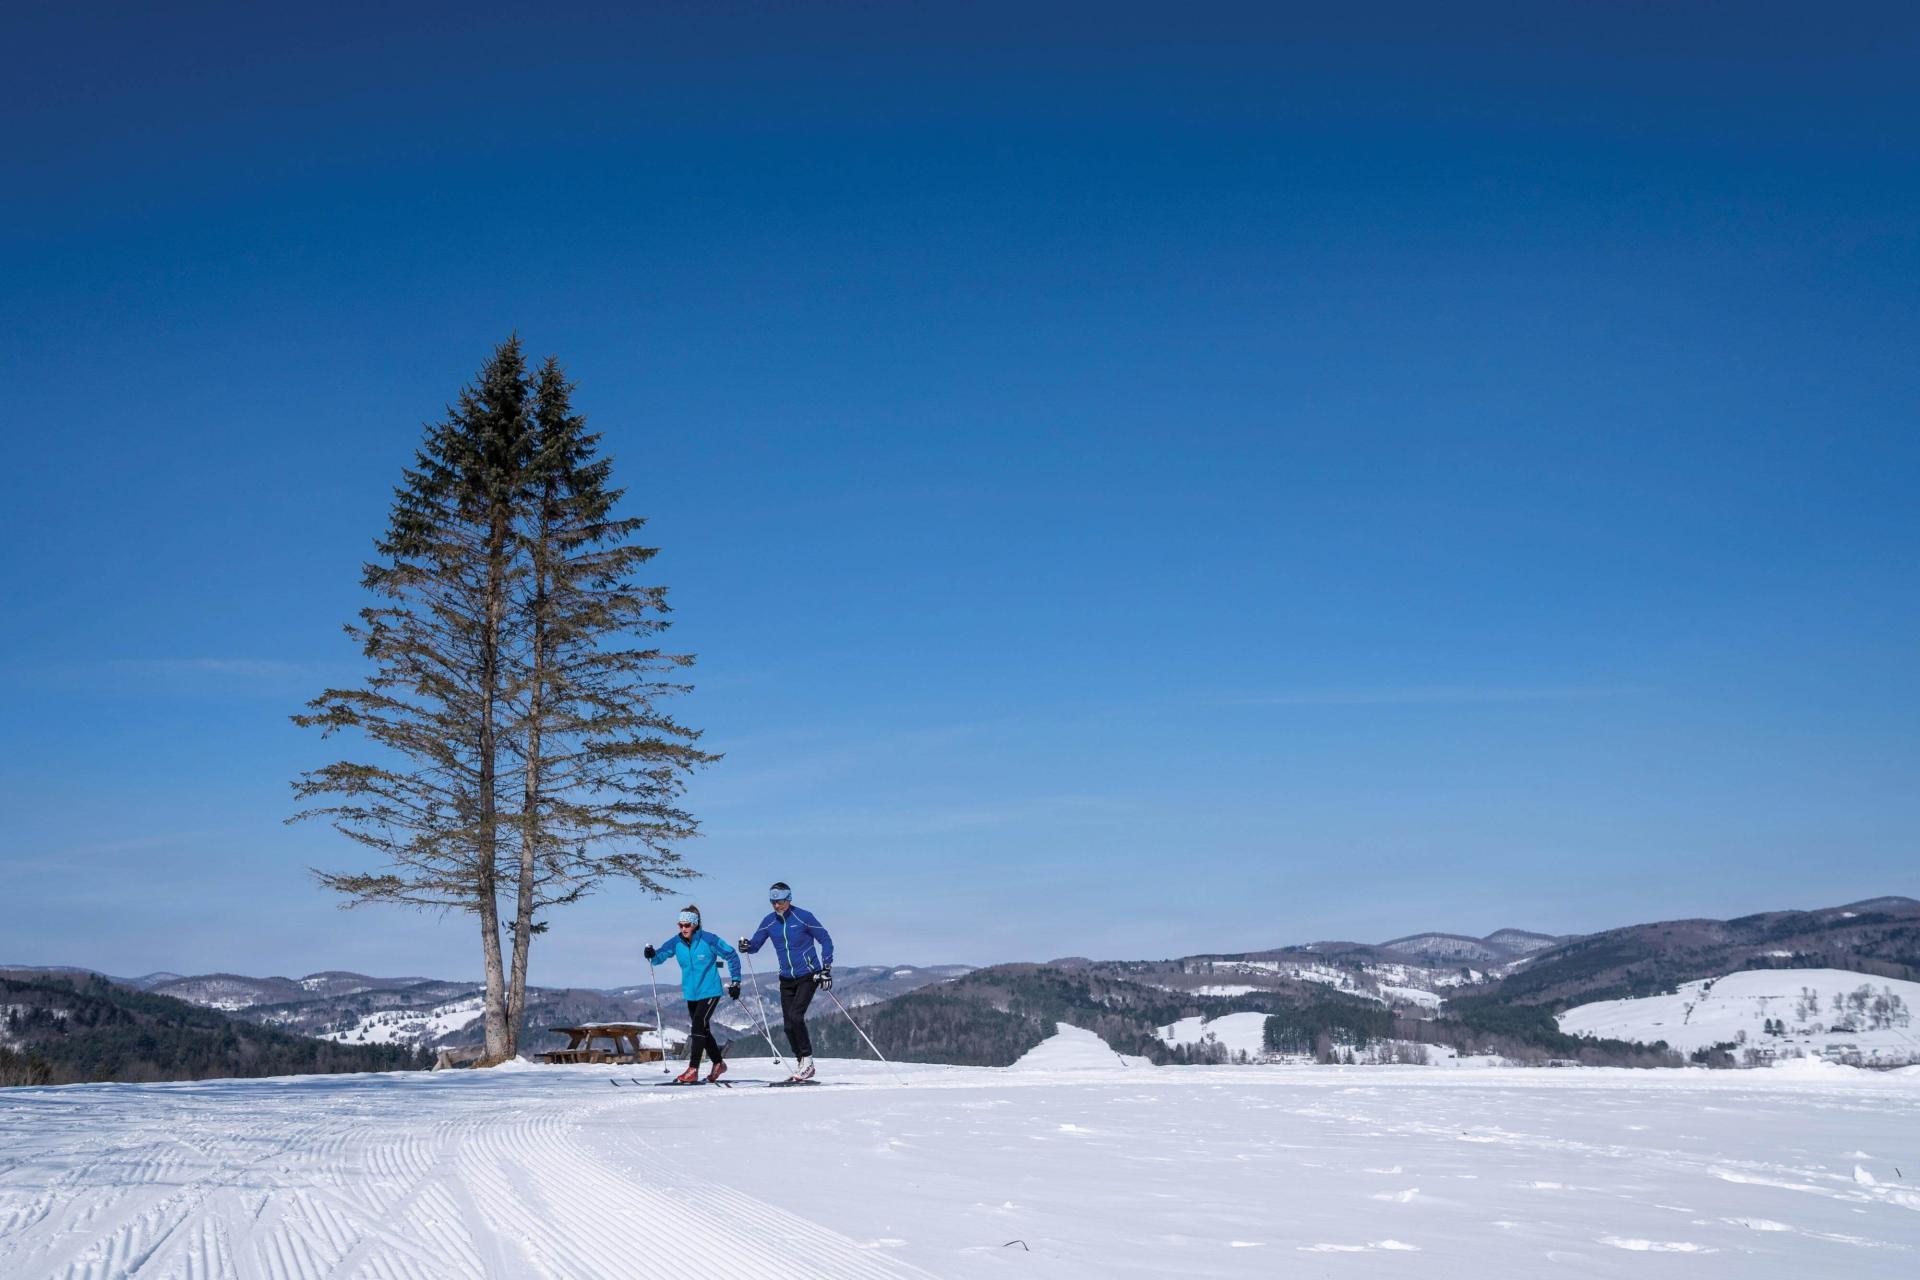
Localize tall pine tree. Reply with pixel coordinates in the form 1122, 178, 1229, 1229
293, 339, 712, 1059
503, 358, 716, 1042
292, 337, 531, 1058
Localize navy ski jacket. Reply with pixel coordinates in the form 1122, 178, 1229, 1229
649, 929, 741, 1002
740, 906, 834, 979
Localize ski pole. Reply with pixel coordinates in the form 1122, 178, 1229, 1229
646, 958, 670, 1074
824, 986, 907, 1087
740, 949, 784, 1065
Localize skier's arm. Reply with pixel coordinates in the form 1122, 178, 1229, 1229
649, 937, 675, 966
806, 911, 834, 968
715, 933, 742, 984
739, 918, 770, 954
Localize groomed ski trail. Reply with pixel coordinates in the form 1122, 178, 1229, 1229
7, 1053, 1919, 1277
0, 1076, 934, 1280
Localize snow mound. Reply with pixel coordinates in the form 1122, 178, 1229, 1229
482, 1055, 542, 1073
1012, 1023, 1149, 1071
1766, 1055, 1858, 1078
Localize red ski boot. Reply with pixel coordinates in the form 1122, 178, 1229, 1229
672, 1065, 701, 1085
704, 1059, 728, 1084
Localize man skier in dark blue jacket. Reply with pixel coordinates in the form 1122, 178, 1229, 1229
739, 882, 834, 1082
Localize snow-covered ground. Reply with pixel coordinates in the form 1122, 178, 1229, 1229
1011, 1022, 1153, 1070
1158, 1011, 1271, 1060
3, 1040, 1918, 1277
1561, 969, 1920, 1063
318, 996, 487, 1046
1200, 957, 1483, 1005
1212, 958, 1380, 997
1379, 983, 1443, 1009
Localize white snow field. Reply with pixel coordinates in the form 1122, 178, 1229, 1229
1009, 1022, 1152, 1070
1561, 968, 1920, 1063
3, 1042, 1918, 1278
1156, 1011, 1271, 1060
316, 998, 487, 1047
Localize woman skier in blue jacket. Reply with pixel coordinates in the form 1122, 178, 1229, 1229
738, 882, 833, 1082
645, 906, 742, 1083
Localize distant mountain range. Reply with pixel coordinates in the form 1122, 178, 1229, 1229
11, 896, 1915, 1076
1, 965, 190, 991
1371, 928, 1565, 965
1, 963, 978, 1058
747, 896, 1920, 1068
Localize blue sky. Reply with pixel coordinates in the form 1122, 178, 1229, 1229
3, 4, 1916, 984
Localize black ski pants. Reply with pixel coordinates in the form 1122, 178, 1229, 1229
686, 996, 725, 1068
778, 976, 817, 1058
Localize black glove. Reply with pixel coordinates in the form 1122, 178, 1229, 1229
727, 982, 741, 1000
815, 966, 832, 990
643, 944, 656, 960
737, 936, 752, 950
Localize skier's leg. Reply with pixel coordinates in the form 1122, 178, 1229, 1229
685, 1000, 707, 1070
703, 996, 725, 1062
698, 995, 728, 1081
780, 977, 817, 1057
669, 999, 708, 1083
780, 977, 818, 1079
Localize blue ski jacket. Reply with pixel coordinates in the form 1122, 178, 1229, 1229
740, 906, 834, 979
649, 929, 741, 1002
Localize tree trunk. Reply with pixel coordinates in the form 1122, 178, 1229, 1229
478, 876, 510, 1060
479, 503, 512, 1059
508, 519, 548, 1047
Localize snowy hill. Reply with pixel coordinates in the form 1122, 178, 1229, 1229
0, 970, 425, 1085
1483, 927, 1563, 955
1010, 1023, 1150, 1070
316, 995, 490, 1047
1, 965, 184, 991
4, 1044, 1918, 1276
148, 972, 406, 1010
1560, 968, 1920, 1066
1376, 930, 1562, 965
1491, 897, 1920, 1009
1156, 1011, 1272, 1061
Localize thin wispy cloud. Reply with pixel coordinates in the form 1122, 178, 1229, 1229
716, 792, 1134, 842
1225, 686, 1644, 708
108, 658, 334, 678
698, 719, 1009, 809
12, 657, 355, 693
3, 831, 220, 876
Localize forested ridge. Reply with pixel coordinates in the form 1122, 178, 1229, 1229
0, 973, 427, 1086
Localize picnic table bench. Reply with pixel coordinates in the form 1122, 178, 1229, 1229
539, 1023, 664, 1065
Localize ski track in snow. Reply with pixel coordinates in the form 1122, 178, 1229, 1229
2, 1055, 1917, 1277
0, 1076, 935, 1280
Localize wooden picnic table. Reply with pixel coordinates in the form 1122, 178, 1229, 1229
539, 1023, 664, 1065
